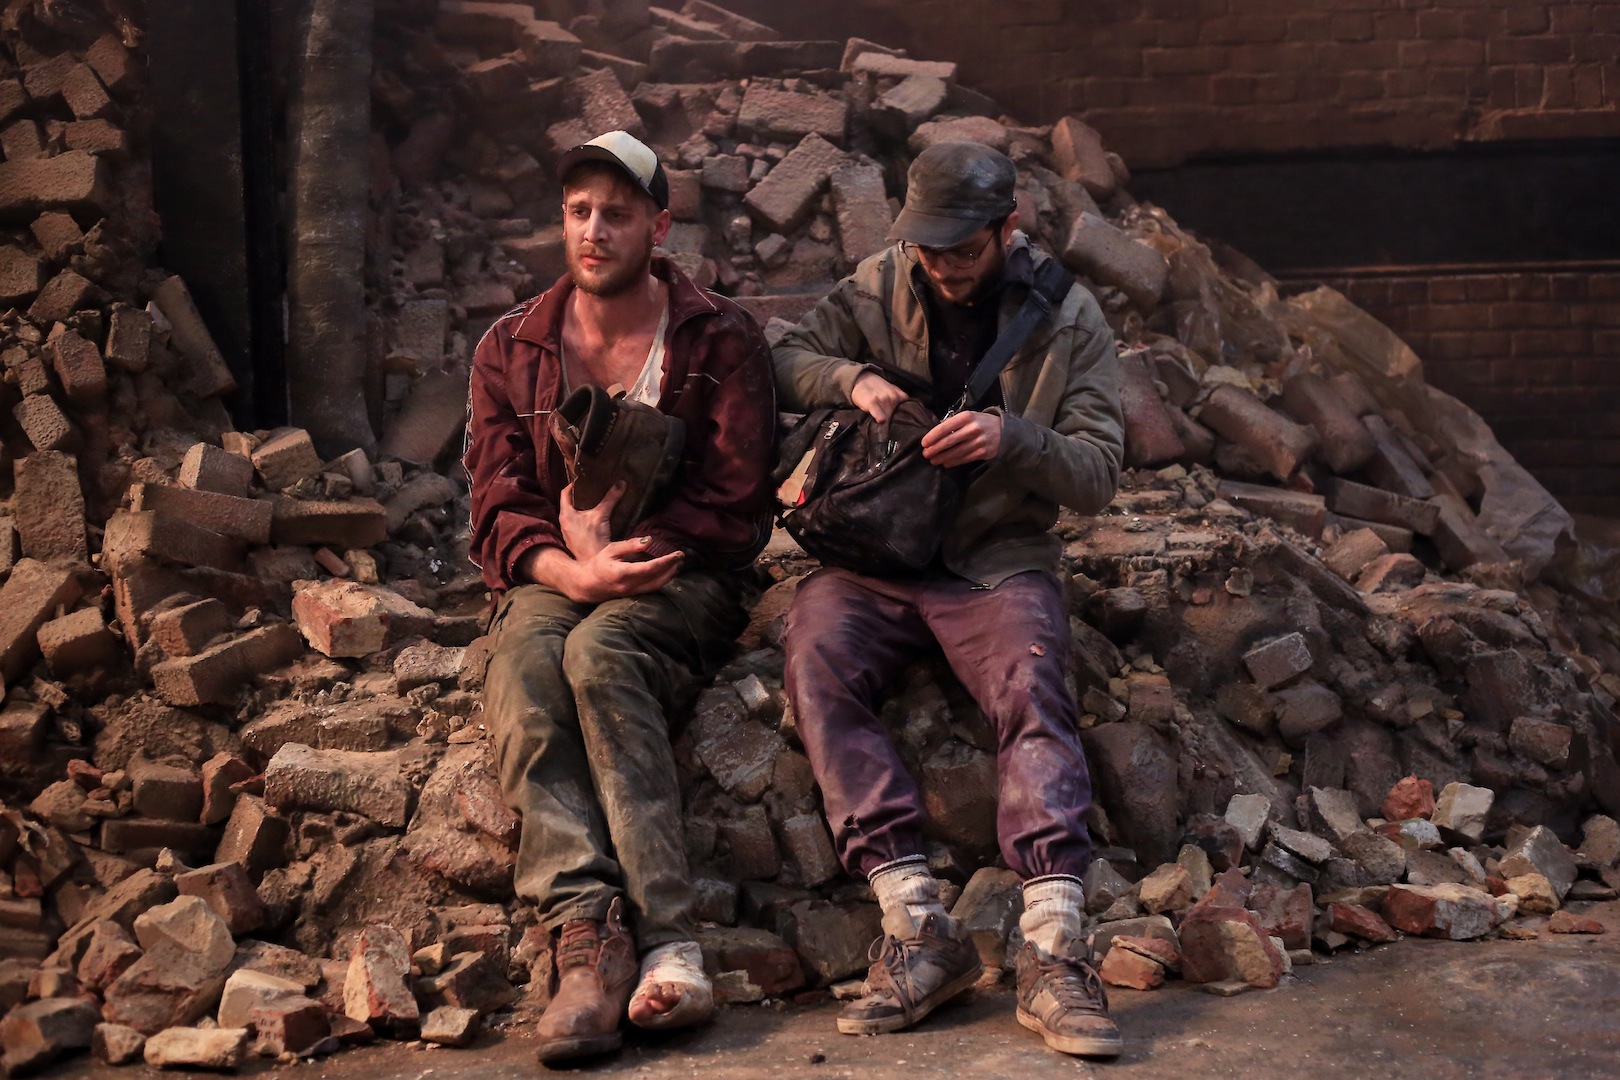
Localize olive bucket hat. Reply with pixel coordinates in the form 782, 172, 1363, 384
887, 141, 1018, 249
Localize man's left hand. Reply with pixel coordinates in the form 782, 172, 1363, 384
922, 411, 1002, 467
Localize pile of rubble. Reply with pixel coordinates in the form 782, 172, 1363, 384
3, 0, 1620, 1073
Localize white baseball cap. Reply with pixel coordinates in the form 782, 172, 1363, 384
556, 130, 669, 210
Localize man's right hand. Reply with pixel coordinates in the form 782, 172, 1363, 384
519, 540, 682, 603
518, 482, 683, 602
851, 370, 909, 423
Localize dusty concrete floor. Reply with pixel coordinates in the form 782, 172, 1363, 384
59, 901, 1620, 1080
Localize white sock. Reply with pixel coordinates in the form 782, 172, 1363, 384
869, 856, 948, 940
1020, 875, 1086, 956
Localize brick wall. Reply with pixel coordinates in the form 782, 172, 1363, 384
1305, 269, 1620, 515
736, 0, 1620, 167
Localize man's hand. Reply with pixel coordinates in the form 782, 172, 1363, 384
520, 540, 683, 603
851, 371, 909, 423
922, 411, 1002, 467
559, 480, 618, 561
518, 483, 683, 602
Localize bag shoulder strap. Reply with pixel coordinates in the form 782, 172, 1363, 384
956, 257, 1076, 413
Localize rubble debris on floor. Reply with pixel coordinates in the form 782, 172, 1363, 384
2, 0, 1620, 1072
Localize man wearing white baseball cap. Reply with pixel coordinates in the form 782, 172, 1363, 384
465, 129, 776, 1064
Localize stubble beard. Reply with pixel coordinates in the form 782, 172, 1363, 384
570, 239, 654, 298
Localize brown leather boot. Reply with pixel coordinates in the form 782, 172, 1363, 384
535, 898, 637, 1064
549, 384, 685, 540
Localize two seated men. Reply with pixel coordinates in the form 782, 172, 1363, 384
464, 129, 1125, 1064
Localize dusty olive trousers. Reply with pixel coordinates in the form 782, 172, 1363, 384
484, 570, 748, 949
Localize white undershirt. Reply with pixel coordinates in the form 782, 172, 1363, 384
560, 302, 670, 407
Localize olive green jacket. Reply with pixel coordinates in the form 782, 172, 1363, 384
772, 234, 1124, 586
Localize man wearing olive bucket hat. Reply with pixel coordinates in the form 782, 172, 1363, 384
772, 140, 1126, 1059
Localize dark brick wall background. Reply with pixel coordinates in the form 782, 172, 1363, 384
735, 0, 1620, 166
729, 0, 1620, 515
1303, 270, 1620, 516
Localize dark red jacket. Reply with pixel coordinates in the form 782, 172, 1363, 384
464, 257, 776, 592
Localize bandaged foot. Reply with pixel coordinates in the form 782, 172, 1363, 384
627, 941, 713, 1031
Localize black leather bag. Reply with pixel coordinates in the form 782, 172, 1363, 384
773, 399, 957, 575
773, 258, 1076, 574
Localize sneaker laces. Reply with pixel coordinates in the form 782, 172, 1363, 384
555, 920, 601, 971
1033, 951, 1109, 1016
867, 934, 922, 1003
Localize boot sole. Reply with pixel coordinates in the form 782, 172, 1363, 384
535, 1032, 623, 1064
1016, 1007, 1123, 1058
836, 962, 983, 1036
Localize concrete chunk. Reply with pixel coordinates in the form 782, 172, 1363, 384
143, 1027, 247, 1070
0, 998, 100, 1077
1381, 883, 1504, 940
1200, 385, 1319, 482
1431, 782, 1494, 843
14, 450, 87, 562
829, 160, 892, 266
1498, 825, 1577, 901
1242, 633, 1313, 690
743, 133, 846, 233
1060, 211, 1167, 311
739, 86, 848, 144
1050, 116, 1116, 199
264, 743, 414, 827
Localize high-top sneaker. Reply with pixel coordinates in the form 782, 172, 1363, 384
534, 898, 637, 1063
837, 912, 982, 1035
1014, 933, 1123, 1058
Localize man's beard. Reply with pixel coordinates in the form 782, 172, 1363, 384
569, 241, 653, 297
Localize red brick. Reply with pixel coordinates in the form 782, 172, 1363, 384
150, 598, 231, 658
1488, 35, 1576, 64
1329, 12, 1373, 41
14, 394, 76, 454
1316, 39, 1402, 70
1492, 301, 1567, 328
1470, 329, 1512, 356
27, 269, 96, 323
269, 498, 388, 548
0, 151, 110, 221
15, 450, 86, 562
1229, 42, 1315, 72
1465, 275, 1510, 301
1427, 277, 1470, 303
130, 483, 274, 545
1210, 74, 1258, 104
1142, 45, 1229, 75
1388, 278, 1428, 304
1371, 10, 1416, 38
103, 510, 244, 576
1415, 8, 1463, 38
1572, 63, 1605, 107
1286, 12, 1333, 41
150, 624, 304, 706
1401, 38, 1486, 66
1425, 332, 1471, 360
1508, 274, 1553, 300
1407, 304, 1479, 332
175, 862, 266, 935
1575, 301, 1620, 327
37, 607, 120, 675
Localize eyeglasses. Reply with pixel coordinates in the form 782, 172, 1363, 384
900, 230, 997, 270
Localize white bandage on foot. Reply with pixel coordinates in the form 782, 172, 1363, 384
628, 941, 713, 1031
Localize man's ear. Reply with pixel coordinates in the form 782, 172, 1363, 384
1001, 210, 1020, 243
652, 208, 672, 246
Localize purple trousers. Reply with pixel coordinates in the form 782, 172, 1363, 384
783, 567, 1094, 880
